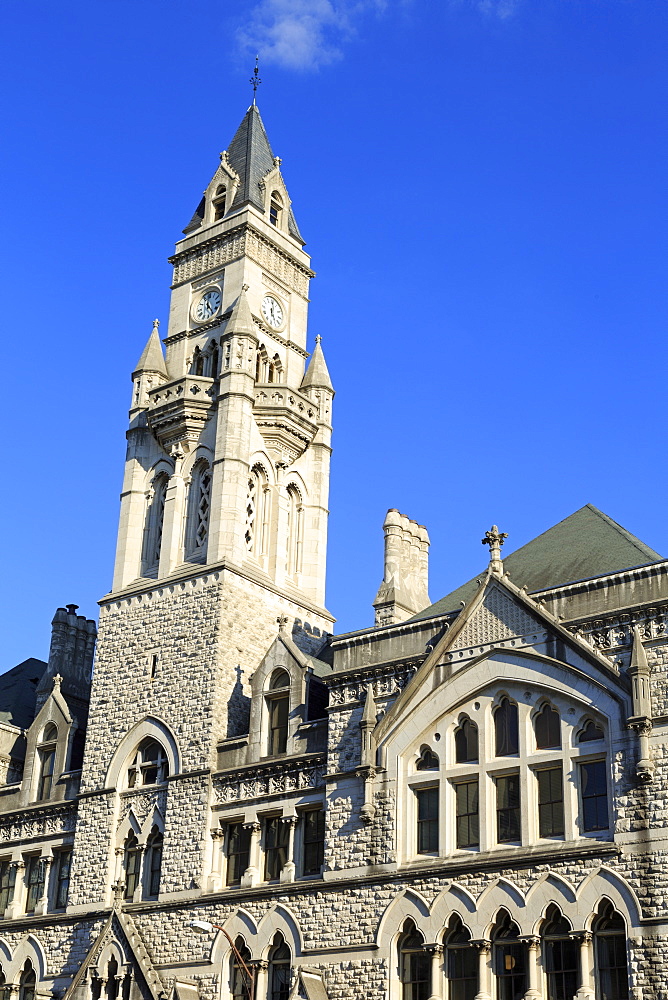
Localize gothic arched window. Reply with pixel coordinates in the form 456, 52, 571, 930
415, 747, 439, 771
542, 906, 578, 1000
213, 185, 227, 220
267, 669, 290, 757
268, 933, 291, 1000
535, 704, 561, 749
37, 723, 58, 800
185, 459, 211, 561
124, 831, 141, 900
579, 719, 605, 743
445, 916, 477, 1000
494, 698, 519, 756
455, 717, 479, 763
245, 465, 270, 558
398, 920, 430, 1000
145, 826, 163, 898
209, 340, 220, 378
269, 191, 282, 228
492, 911, 527, 1000
230, 936, 252, 1000
18, 961, 36, 1000
286, 485, 303, 577
141, 472, 168, 577
593, 901, 629, 1000
127, 738, 168, 787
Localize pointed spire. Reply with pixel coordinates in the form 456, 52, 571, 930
133, 319, 168, 377
226, 284, 256, 336
301, 336, 333, 390
631, 625, 650, 672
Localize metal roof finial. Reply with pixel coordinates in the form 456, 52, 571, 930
250, 55, 262, 105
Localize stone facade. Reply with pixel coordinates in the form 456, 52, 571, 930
1, 102, 667, 1000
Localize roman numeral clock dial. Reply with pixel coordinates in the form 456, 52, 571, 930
192, 288, 222, 323
261, 294, 284, 330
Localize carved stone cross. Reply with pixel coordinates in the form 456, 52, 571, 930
481, 525, 508, 576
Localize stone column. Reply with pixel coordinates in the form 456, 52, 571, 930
207, 829, 224, 892
572, 932, 595, 1000
424, 943, 443, 1000
241, 822, 261, 888
34, 855, 52, 915
6, 861, 25, 919
519, 936, 541, 1000
251, 960, 269, 1000
279, 816, 297, 883
472, 940, 491, 1000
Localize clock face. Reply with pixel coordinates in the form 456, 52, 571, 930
261, 294, 284, 329
193, 288, 222, 323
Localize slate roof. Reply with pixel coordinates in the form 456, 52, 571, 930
0, 658, 46, 729
184, 105, 303, 242
411, 504, 664, 622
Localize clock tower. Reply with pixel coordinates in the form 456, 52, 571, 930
112, 102, 334, 613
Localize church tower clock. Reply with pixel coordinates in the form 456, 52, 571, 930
67, 105, 334, 910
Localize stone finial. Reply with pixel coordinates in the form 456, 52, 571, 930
277, 615, 290, 633
52, 674, 62, 692
481, 525, 508, 577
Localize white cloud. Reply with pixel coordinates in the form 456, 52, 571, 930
237, 0, 385, 72
476, 0, 520, 18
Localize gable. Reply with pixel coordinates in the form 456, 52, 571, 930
453, 586, 543, 650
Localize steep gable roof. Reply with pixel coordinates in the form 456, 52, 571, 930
413, 504, 663, 621
0, 658, 45, 729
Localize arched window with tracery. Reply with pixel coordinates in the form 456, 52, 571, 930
141, 472, 168, 576
185, 459, 211, 561
267, 933, 291, 1000
535, 703, 561, 749
444, 916, 477, 1000
269, 191, 283, 228
579, 719, 605, 743
398, 920, 430, 1000
213, 185, 227, 220
18, 961, 36, 1000
541, 906, 578, 1000
455, 717, 478, 763
494, 698, 519, 756
266, 669, 290, 756
286, 485, 303, 578
593, 901, 629, 1000
127, 738, 168, 787
245, 465, 270, 559
145, 826, 163, 898
229, 936, 253, 1000
492, 911, 526, 1000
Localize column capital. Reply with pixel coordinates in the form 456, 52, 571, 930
571, 930, 593, 944
423, 943, 443, 957
472, 939, 491, 955
519, 935, 540, 950
251, 960, 269, 972
243, 821, 260, 834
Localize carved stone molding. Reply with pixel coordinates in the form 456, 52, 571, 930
213, 755, 325, 804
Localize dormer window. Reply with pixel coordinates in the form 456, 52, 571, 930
269, 192, 282, 227
266, 669, 290, 756
36, 723, 58, 801
213, 185, 227, 221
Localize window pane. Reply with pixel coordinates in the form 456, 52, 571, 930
447, 945, 477, 1000
494, 944, 527, 1000
0, 861, 16, 912
596, 935, 629, 1000
55, 850, 71, 908
455, 781, 479, 848
265, 818, 289, 880
535, 705, 561, 749
495, 700, 519, 756
496, 775, 521, 843
538, 767, 564, 838
455, 720, 478, 763
416, 787, 439, 854
269, 695, 289, 755
227, 823, 251, 886
544, 938, 579, 1000
302, 809, 325, 875
581, 761, 608, 832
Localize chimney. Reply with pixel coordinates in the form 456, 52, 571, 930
36, 606, 97, 711
373, 510, 430, 626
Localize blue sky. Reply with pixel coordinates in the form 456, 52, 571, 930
1, 0, 667, 667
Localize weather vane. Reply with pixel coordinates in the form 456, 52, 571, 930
250, 56, 262, 104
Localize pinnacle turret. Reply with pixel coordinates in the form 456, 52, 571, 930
226, 284, 256, 337
133, 319, 168, 378
301, 336, 333, 391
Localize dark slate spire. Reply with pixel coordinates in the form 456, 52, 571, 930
183, 105, 303, 241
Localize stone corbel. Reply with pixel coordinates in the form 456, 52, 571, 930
627, 718, 654, 783
355, 766, 377, 825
